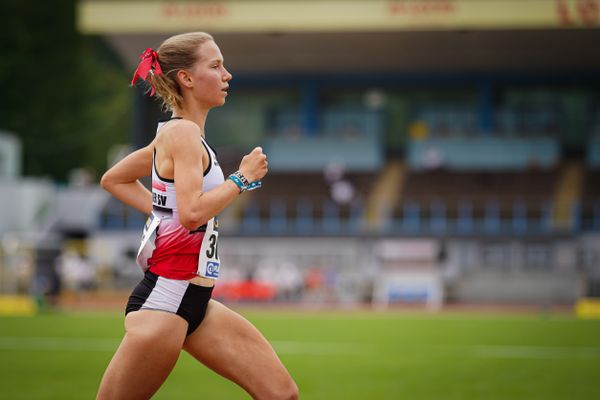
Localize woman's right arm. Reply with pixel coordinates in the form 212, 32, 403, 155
171, 124, 268, 230
100, 145, 154, 215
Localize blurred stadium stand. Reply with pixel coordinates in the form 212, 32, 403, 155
2, 0, 600, 308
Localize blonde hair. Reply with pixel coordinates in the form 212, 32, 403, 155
147, 32, 214, 111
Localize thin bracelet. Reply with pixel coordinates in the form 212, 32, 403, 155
228, 173, 245, 193
228, 171, 263, 193
232, 171, 249, 187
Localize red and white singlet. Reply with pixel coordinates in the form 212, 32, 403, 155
145, 120, 225, 280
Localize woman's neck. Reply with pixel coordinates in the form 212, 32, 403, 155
172, 107, 209, 137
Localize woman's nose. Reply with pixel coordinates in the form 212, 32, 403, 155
223, 68, 232, 82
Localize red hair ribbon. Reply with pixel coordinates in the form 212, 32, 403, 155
131, 48, 163, 96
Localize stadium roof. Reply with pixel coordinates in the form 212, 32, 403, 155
78, 0, 600, 73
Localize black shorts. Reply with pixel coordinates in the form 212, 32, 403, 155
126, 271, 214, 335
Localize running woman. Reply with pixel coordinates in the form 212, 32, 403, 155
97, 32, 298, 400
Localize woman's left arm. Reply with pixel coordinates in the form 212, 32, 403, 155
100, 145, 154, 215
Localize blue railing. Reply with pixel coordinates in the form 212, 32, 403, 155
237, 198, 600, 236
386, 200, 556, 235
98, 197, 600, 235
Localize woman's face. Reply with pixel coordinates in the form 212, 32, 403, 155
187, 40, 232, 108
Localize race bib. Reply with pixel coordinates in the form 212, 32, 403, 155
197, 217, 220, 279
136, 213, 161, 271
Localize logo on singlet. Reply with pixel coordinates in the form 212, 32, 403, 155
205, 261, 220, 278
153, 193, 167, 206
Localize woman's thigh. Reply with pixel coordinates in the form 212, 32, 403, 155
96, 310, 188, 400
183, 300, 298, 400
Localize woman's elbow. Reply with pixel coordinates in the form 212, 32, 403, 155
100, 171, 117, 193
179, 213, 209, 231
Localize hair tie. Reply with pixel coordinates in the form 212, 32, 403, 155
131, 48, 163, 96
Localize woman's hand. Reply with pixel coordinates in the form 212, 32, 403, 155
238, 147, 268, 182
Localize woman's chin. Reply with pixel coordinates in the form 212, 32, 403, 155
205, 99, 226, 109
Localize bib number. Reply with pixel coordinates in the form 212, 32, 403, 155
197, 217, 220, 279
136, 213, 160, 271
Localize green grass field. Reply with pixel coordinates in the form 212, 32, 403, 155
1, 308, 599, 399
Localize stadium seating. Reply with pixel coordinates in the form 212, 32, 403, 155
239, 171, 376, 234
392, 168, 559, 234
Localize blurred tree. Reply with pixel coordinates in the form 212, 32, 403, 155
0, 0, 131, 181
77, 37, 131, 180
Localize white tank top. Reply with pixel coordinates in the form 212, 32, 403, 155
151, 119, 225, 215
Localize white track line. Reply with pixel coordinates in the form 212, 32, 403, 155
0, 336, 367, 355
472, 345, 600, 360
0, 336, 119, 352
272, 341, 369, 355
3, 336, 597, 359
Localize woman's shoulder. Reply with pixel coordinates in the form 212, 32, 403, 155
157, 119, 203, 145
162, 118, 202, 135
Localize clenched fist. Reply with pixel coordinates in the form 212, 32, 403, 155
239, 146, 268, 182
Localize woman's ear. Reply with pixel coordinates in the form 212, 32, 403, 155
176, 70, 193, 88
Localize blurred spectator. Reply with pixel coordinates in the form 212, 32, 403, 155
330, 180, 356, 205
324, 160, 345, 183
275, 261, 304, 301
58, 248, 97, 291
303, 267, 326, 303
324, 161, 356, 205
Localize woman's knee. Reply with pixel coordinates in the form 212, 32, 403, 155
283, 379, 300, 400
257, 375, 299, 400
